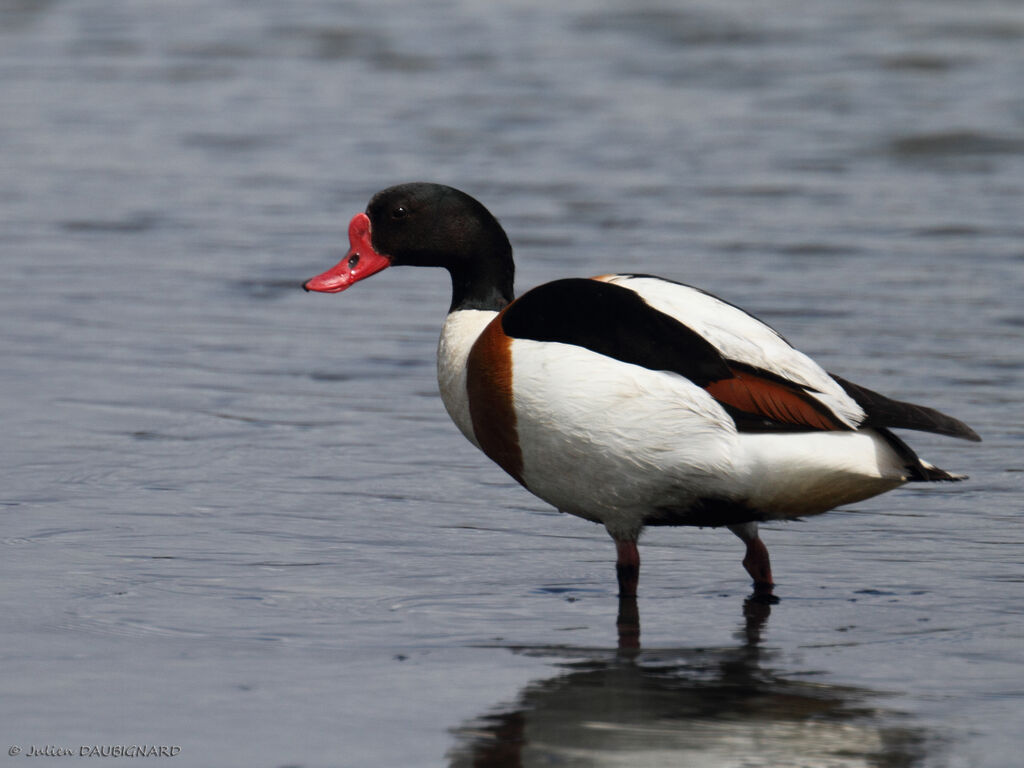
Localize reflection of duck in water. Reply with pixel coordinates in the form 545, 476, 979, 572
448, 599, 927, 767
306, 183, 978, 601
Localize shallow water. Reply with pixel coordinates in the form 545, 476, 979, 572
2, 0, 1022, 766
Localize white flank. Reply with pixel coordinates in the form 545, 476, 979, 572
508, 339, 738, 539
733, 430, 908, 518
505, 339, 909, 537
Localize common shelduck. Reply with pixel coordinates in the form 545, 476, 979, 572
304, 182, 979, 598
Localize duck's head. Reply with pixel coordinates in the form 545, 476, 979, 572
304, 183, 515, 312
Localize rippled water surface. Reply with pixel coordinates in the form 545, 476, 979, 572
2, 1, 1022, 766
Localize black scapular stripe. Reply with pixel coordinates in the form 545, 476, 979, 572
830, 373, 981, 442
500, 278, 732, 386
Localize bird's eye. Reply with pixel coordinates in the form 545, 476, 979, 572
348, 253, 360, 268
391, 206, 409, 220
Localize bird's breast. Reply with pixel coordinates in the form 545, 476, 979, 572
437, 308, 501, 451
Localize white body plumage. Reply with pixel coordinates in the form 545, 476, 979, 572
437, 277, 909, 541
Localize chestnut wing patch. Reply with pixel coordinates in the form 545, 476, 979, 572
501, 279, 847, 433
705, 363, 849, 432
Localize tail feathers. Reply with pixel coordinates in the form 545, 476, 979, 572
830, 373, 981, 442
915, 459, 967, 483
878, 427, 967, 483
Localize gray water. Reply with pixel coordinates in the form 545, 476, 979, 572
2, 1, 1022, 766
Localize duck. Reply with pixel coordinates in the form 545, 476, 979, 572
303, 182, 979, 599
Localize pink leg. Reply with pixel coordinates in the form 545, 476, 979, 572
729, 523, 774, 591
742, 537, 774, 588
614, 539, 640, 598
